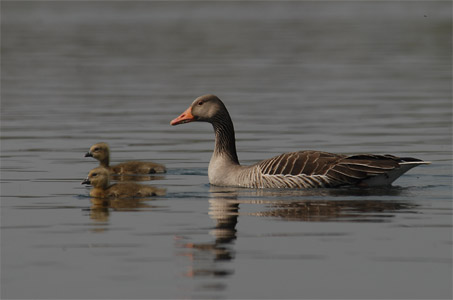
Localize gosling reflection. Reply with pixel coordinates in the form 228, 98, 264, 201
89, 197, 159, 223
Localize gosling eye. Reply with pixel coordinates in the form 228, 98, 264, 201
93, 148, 99, 151
92, 173, 98, 177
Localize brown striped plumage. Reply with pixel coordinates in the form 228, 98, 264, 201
171, 95, 429, 188
251, 151, 424, 188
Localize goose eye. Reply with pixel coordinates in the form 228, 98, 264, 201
198, 101, 203, 106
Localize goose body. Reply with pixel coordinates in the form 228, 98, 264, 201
82, 167, 165, 198
171, 94, 429, 188
85, 142, 166, 175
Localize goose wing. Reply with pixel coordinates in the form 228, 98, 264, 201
255, 151, 414, 188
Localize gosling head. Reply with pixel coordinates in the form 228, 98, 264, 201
85, 142, 110, 166
81, 167, 110, 189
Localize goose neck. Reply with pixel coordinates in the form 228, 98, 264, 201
211, 116, 239, 165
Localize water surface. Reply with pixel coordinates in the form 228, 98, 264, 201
1, 1, 452, 299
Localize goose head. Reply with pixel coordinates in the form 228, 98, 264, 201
81, 167, 110, 189
170, 94, 227, 125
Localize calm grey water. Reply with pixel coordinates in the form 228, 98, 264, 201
1, 1, 452, 299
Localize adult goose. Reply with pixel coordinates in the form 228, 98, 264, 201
85, 142, 166, 175
170, 94, 429, 188
82, 167, 165, 198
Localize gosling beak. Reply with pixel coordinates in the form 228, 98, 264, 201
84, 152, 93, 157
171, 107, 195, 125
81, 178, 91, 185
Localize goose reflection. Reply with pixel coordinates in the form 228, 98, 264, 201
245, 187, 416, 222
252, 199, 416, 222
179, 187, 239, 278
179, 186, 415, 280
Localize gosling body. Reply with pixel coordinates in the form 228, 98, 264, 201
82, 167, 165, 198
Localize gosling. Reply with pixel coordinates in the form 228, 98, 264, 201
81, 167, 165, 198
85, 142, 166, 174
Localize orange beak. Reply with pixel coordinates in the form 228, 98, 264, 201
170, 107, 195, 125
